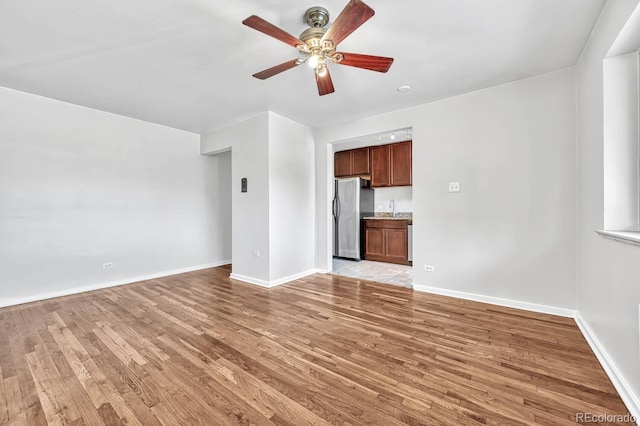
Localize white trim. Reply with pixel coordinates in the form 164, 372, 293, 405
596, 230, 640, 247
270, 269, 321, 287
229, 273, 271, 288
412, 284, 576, 318
230, 269, 322, 289
0, 260, 232, 308
574, 313, 640, 422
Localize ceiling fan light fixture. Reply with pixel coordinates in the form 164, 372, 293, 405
308, 54, 320, 69
316, 64, 328, 77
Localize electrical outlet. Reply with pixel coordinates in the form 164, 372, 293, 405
252, 250, 260, 257
424, 265, 434, 272
103, 262, 113, 269
448, 182, 460, 192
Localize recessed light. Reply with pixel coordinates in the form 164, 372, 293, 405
397, 85, 411, 93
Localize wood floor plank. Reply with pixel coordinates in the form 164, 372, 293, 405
3, 376, 27, 426
0, 265, 633, 425
0, 367, 7, 424
7, 309, 47, 425
24, 351, 68, 425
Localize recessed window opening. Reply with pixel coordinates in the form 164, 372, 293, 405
602, 4, 640, 235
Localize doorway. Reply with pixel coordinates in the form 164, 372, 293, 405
329, 129, 414, 288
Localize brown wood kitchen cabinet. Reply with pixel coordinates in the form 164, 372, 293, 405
369, 145, 390, 187
390, 141, 412, 186
334, 147, 370, 177
364, 219, 411, 265
370, 141, 412, 187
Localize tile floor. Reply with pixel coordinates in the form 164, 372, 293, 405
331, 257, 413, 288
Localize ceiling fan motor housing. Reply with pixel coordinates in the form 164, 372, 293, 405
300, 27, 326, 45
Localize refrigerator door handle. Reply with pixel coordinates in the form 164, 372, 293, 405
332, 198, 338, 218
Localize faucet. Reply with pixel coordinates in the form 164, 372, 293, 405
389, 199, 396, 217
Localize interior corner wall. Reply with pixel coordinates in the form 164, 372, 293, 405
576, 0, 640, 413
0, 86, 228, 307
201, 113, 271, 283
315, 67, 577, 312
267, 112, 316, 282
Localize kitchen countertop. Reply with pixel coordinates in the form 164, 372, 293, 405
363, 213, 413, 224
364, 212, 412, 220
363, 216, 412, 220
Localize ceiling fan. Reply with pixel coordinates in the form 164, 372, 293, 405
242, 0, 394, 96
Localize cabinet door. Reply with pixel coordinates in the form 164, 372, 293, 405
365, 228, 385, 259
390, 141, 412, 186
370, 145, 390, 187
334, 150, 352, 177
351, 147, 370, 175
385, 228, 408, 263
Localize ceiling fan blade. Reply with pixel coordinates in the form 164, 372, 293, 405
336, 52, 394, 73
315, 68, 335, 96
321, 0, 375, 47
242, 15, 304, 48
253, 59, 301, 80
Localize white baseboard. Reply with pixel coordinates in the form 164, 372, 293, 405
574, 313, 640, 422
412, 284, 576, 318
229, 273, 271, 288
230, 269, 321, 288
0, 260, 232, 308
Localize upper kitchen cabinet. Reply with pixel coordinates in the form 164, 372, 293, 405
334, 147, 370, 177
351, 147, 370, 175
390, 141, 412, 186
370, 141, 412, 187
370, 145, 390, 187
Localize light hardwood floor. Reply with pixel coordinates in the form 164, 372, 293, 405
0, 265, 631, 425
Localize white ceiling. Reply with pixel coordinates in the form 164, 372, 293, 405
0, 0, 605, 134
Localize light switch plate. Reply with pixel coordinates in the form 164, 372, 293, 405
449, 182, 460, 192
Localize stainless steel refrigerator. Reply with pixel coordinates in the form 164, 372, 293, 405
332, 177, 374, 260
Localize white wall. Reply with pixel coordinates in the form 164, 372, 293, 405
576, 0, 640, 415
268, 112, 316, 281
315, 68, 577, 313
201, 113, 271, 283
0, 86, 229, 307
374, 186, 413, 214
201, 112, 317, 285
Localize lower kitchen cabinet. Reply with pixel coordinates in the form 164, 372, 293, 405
364, 219, 411, 265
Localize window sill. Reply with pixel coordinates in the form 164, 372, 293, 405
596, 230, 640, 247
